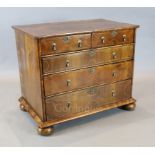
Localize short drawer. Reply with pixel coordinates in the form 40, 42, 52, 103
92, 29, 135, 48
40, 34, 91, 55
46, 79, 132, 120
42, 44, 134, 74
44, 60, 133, 96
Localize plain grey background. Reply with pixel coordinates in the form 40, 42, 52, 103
0, 8, 155, 146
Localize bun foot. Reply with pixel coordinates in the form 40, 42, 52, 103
119, 103, 136, 111
19, 97, 27, 112
20, 103, 27, 112
37, 126, 54, 136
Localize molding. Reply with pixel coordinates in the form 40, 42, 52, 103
19, 96, 136, 129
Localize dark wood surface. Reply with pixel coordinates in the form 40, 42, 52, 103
44, 60, 133, 96
12, 19, 139, 38
15, 31, 44, 120
40, 33, 91, 55
42, 44, 134, 75
92, 29, 135, 48
46, 79, 132, 120
19, 96, 136, 128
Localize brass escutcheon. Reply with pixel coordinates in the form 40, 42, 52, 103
88, 67, 96, 73
64, 36, 70, 42
88, 87, 97, 94
111, 30, 118, 37
89, 50, 96, 57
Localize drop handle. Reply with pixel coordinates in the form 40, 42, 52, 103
66, 102, 71, 108
122, 34, 127, 42
112, 52, 117, 59
112, 71, 116, 77
112, 90, 116, 97
67, 80, 71, 87
66, 60, 70, 67
101, 36, 105, 44
52, 43, 56, 51
78, 40, 82, 48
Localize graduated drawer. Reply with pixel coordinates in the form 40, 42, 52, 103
42, 44, 134, 74
92, 29, 135, 48
46, 79, 132, 120
40, 33, 91, 55
44, 60, 133, 96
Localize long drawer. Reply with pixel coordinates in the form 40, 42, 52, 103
42, 44, 134, 74
44, 60, 133, 96
46, 79, 132, 120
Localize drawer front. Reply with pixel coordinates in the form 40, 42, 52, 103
40, 34, 91, 55
44, 60, 133, 96
92, 29, 135, 48
42, 44, 134, 74
46, 79, 132, 120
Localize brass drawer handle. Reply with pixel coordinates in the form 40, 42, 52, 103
112, 71, 116, 77
112, 52, 117, 59
66, 102, 71, 108
112, 90, 116, 97
101, 36, 105, 44
52, 43, 56, 51
66, 60, 70, 67
122, 34, 127, 42
78, 40, 82, 48
67, 80, 71, 86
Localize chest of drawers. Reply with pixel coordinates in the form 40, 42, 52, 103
12, 19, 139, 136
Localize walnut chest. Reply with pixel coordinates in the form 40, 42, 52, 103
12, 19, 139, 136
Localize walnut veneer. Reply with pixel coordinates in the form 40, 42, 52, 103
12, 19, 139, 136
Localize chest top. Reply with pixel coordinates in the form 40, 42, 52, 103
12, 19, 139, 38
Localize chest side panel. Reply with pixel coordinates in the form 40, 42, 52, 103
15, 31, 44, 120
